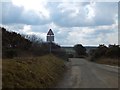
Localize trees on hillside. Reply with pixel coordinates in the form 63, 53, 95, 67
2, 27, 32, 58
1, 27, 67, 59
105, 44, 120, 58
90, 44, 120, 61
2, 27, 32, 50
74, 44, 87, 57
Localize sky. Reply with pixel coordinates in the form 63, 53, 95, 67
0, 0, 119, 46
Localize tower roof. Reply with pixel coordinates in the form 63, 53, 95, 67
47, 29, 54, 35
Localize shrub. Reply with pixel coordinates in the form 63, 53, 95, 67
4, 49, 17, 58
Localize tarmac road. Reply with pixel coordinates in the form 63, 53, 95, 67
56, 58, 119, 88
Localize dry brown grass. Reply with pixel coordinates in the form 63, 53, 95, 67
95, 58, 120, 67
2, 54, 65, 88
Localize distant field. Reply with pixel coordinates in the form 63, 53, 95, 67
62, 46, 97, 55
2, 54, 65, 88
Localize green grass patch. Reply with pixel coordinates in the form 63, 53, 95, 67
2, 54, 65, 88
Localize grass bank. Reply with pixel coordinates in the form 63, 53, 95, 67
94, 58, 120, 67
2, 54, 65, 88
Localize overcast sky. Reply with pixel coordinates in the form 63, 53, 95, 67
0, 0, 119, 46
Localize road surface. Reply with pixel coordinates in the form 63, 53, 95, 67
56, 58, 119, 88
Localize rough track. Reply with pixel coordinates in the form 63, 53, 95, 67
56, 58, 119, 88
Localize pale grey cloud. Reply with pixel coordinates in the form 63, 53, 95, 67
1, 2, 50, 25
1, 1, 118, 46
